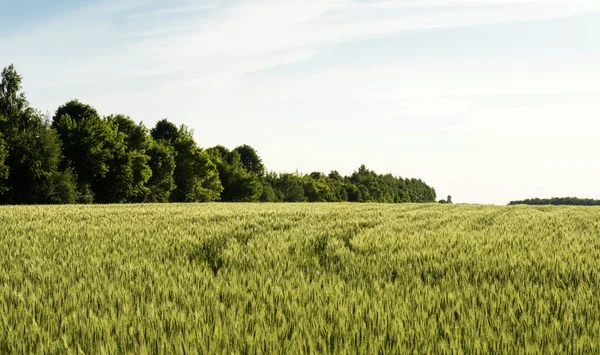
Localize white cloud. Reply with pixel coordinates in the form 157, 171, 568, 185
5, 0, 599, 88
1, 0, 599, 204
137, 0, 600, 61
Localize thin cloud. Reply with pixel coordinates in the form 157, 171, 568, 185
3, 0, 599, 89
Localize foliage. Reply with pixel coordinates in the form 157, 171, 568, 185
0, 64, 32, 126
107, 114, 150, 152
258, 178, 279, 202
150, 118, 179, 144
206, 145, 262, 202
0, 66, 72, 204
0, 133, 8, 195
440, 195, 453, 204
274, 173, 307, 202
233, 144, 265, 176
171, 126, 223, 202
77, 183, 94, 204
146, 139, 176, 202
108, 115, 153, 202
509, 197, 600, 206
52, 101, 124, 200
49, 167, 79, 204
0, 64, 437, 205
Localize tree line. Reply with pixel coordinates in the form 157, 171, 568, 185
0, 64, 437, 205
508, 197, 600, 206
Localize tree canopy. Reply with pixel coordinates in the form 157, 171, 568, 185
508, 197, 600, 206
0, 64, 438, 205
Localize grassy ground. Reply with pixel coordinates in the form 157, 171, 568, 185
0, 203, 599, 353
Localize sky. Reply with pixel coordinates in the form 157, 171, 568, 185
1, 0, 599, 205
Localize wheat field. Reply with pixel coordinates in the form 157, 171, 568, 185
0, 203, 599, 353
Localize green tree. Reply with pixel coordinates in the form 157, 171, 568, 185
151, 119, 180, 144
52, 100, 132, 203
396, 178, 410, 203
107, 115, 153, 202
78, 184, 94, 204
345, 183, 362, 202
49, 167, 79, 204
0, 65, 75, 204
275, 173, 306, 202
405, 178, 436, 203
206, 145, 262, 202
146, 139, 176, 202
171, 126, 222, 202
108, 115, 150, 152
0, 63, 440, 206
52, 102, 108, 190
508, 197, 600, 206
2, 118, 73, 204
302, 172, 337, 202
350, 165, 379, 202
322, 171, 349, 202
261, 171, 283, 202
95, 142, 133, 203
328, 170, 343, 181
0, 64, 34, 131
259, 179, 279, 202
234, 144, 266, 176
0, 133, 9, 196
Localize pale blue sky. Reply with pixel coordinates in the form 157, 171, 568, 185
1, 0, 599, 204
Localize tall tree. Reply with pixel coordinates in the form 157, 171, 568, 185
151, 119, 180, 144
0, 64, 34, 131
0, 65, 75, 204
171, 126, 222, 202
207, 145, 262, 202
49, 167, 78, 204
107, 115, 153, 202
0, 132, 9, 196
108, 114, 150, 152
326, 173, 348, 202
234, 144, 265, 176
302, 172, 337, 202
0, 63, 439, 205
52, 100, 132, 203
345, 183, 362, 202
349, 165, 378, 202
261, 171, 283, 202
52, 101, 108, 188
146, 139, 176, 202
275, 173, 306, 202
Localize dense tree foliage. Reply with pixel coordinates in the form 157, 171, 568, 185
145, 140, 176, 202
509, 197, 600, 206
0, 134, 8, 194
439, 195, 453, 204
206, 145, 262, 202
0, 65, 76, 204
0, 64, 438, 205
234, 144, 265, 176
107, 115, 153, 202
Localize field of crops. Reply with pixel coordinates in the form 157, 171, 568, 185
1, 203, 599, 353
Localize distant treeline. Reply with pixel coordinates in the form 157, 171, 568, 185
0, 64, 437, 205
509, 197, 600, 206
